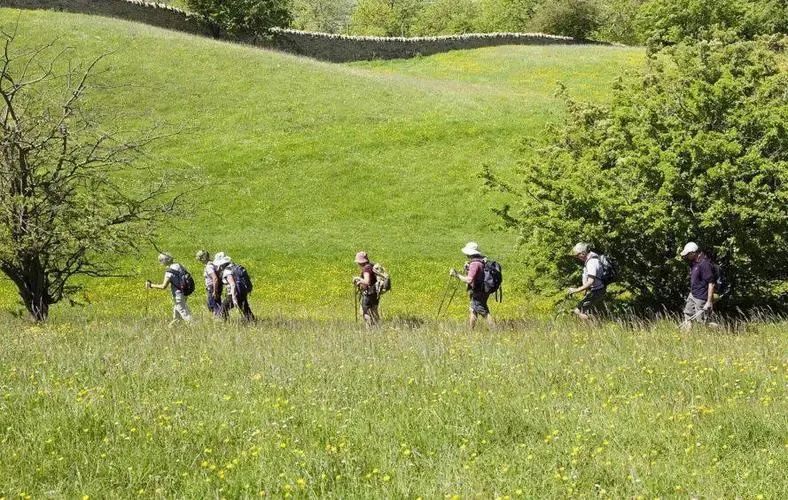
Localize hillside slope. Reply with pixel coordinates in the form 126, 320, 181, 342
0, 9, 643, 320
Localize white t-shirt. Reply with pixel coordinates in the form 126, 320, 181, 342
221, 265, 236, 295
203, 262, 218, 289
583, 253, 605, 292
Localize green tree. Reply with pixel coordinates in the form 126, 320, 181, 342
0, 30, 180, 321
350, 0, 424, 36
484, 36, 788, 311
412, 0, 480, 35
187, 0, 292, 39
529, 0, 601, 39
594, 0, 647, 44
476, 0, 539, 32
291, 0, 355, 33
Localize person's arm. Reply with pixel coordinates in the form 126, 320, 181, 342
360, 271, 373, 289
450, 267, 473, 285
451, 262, 478, 285
209, 270, 220, 299
146, 275, 171, 290
569, 275, 595, 295
227, 273, 238, 305
705, 282, 715, 310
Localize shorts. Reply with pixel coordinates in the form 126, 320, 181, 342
577, 289, 606, 315
361, 292, 379, 315
683, 294, 708, 323
470, 291, 491, 317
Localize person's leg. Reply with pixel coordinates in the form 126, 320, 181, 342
683, 294, 697, 323
220, 295, 233, 320
174, 291, 193, 323
468, 309, 478, 329
361, 294, 379, 328
574, 295, 591, 321
239, 294, 255, 322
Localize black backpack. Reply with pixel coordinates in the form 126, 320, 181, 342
483, 260, 503, 299
232, 264, 253, 295
171, 266, 195, 296
712, 262, 730, 297
596, 254, 618, 285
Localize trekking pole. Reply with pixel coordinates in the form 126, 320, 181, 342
680, 308, 707, 329
441, 281, 460, 320
353, 287, 359, 324
436, 275, 455, 320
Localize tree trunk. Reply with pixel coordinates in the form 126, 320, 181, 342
2, 259, 52, 321
22, 291, 49, 322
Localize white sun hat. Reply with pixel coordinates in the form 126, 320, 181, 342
571, 242, 590, 256
213, 251, 232, 267
680, 242, 699, 257
461, 241, 484, 257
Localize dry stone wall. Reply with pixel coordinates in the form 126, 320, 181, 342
3, 1, 596, 62
268, 28, 585, 62
2, 0, 211, 36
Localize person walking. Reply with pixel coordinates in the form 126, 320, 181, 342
450, 241, 495, 329
567, 242, 606, 321
353, 251, 380, 328
214, 252, 255, 322
680, 242, 715, 330
196, 250, 222, 317
145, 252, 193, 326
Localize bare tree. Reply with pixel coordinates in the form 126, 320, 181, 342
0, 25, 179, 321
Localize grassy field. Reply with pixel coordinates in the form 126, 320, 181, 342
0, 8, 786, 499
1, 316, 785, 497
0, 8, 643, 321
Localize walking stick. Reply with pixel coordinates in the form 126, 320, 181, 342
437, 278, 460, 320
680, 308, 707, 329
353, 287, 359, 324
436, 275, 454, 319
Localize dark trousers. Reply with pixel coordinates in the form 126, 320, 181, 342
222, 293, 255, 322
206, 290, 223, 316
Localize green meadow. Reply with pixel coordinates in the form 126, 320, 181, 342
1, 317, 786, 498
0, 8, 785, 499
0, 8, 643, 321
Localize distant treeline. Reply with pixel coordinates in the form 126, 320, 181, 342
195, 0, 786, 44
158, 1, 787, 45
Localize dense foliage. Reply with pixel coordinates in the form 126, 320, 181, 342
485, 36, 788, 311
187, 0, 292, 39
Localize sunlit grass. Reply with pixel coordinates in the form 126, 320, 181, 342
0, 315, 785, 497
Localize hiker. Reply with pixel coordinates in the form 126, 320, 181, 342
145, 252, 194, 326
213, 252, 255, 322
567, 242, 607, 321
680, 242, 715, 329
196, 250, 222, 316
450, 241, 495, 329
353, 251, 380, 327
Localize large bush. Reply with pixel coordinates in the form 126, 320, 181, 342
529, 0, 601, 39
485, 36, 788, 311
187, 0, 292, 39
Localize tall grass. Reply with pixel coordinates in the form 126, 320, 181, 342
1, 314, 785, 497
